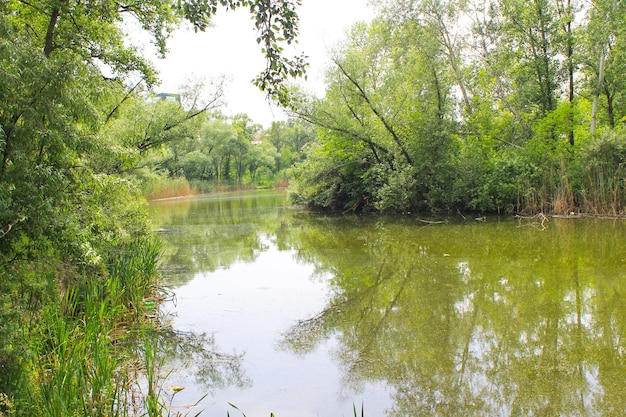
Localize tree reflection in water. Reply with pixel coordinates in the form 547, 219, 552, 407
152, 194, 626, 416
278, 216, 626, 416
156, 326, 251, 394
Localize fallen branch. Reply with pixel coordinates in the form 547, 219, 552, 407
417, 219, 448, 225
515, 212, 549, 229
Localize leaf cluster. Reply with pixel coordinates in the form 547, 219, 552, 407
289, 0, 626, 215
0, 0, 308, 414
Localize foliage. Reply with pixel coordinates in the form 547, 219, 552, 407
289, 0, 626, 215
0, 0, 306, 415
144, 114, 316, 194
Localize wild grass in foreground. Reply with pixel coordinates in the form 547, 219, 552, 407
226, 402, 365, 417
0, 235, 193, 417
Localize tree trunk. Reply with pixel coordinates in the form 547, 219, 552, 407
605, 86, 615, 128
590, 46, 607, 137
535, 0, 556, 113
566, 1, 575, 146
44, 5, 62, 57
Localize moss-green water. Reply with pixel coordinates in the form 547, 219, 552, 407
152, 190, 626, 416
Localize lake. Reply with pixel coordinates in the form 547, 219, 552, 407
149, 190, 626, 416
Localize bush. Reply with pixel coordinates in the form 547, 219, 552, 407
577, 130, 626, 214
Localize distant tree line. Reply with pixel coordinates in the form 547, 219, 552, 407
135, 108, 316, 196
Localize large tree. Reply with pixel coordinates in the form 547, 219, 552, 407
290, 17, 461, 212
581, 0, 626, 135
1, 0, 305, 250
0, 0, 305, 413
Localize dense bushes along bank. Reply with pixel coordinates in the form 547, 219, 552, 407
0, 180, 170, 416
290, 129, 626, 216
287, 1, 626, 216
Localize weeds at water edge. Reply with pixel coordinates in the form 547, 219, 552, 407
226, 402, 365, 417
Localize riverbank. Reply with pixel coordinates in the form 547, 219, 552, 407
145, 177, 289, 202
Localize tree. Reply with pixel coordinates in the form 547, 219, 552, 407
246, 140, 277, 182
231, 114, 260, 183
0, 0, 306, 412
1, 0, 306, 247
382, 0, 474, 115
290, 14, 465, 212
581, 0, 626, 135
265, 119, 315, 172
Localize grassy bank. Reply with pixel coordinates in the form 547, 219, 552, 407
0, 236, 172, 417
0, 172, 182, 417
142, 175, 289, 201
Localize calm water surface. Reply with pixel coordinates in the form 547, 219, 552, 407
150, 190, 626, 416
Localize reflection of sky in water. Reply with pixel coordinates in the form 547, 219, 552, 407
160, 234, 393, 417
151, 194, 626, 416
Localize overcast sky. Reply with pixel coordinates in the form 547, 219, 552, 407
151, 0, 374, 127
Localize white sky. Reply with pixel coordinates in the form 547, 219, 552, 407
151, 0, 374, 127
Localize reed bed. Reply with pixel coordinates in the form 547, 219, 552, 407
8, 238, 178, 417
144, 177, 197, 200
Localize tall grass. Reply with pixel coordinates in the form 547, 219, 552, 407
107, 238, 162, 317
514, 131, 626, 216
144, 177, 197, 200
20, 238, 166, 417
575, 131, 626, 216
581, 173, 625, 215
31, 288, 124, 417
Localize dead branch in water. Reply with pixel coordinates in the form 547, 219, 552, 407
417, 219, 449, 225
515, 213, 549, 230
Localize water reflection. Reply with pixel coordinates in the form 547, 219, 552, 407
278, 215, 626, 416
151, 191, 288, 287
156, 327, 251, 393
151, 192, 626, 416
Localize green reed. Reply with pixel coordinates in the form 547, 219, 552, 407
19, 237, 165, 417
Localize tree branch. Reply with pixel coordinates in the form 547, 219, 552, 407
105, 78, 144, 124
332, 57, 413, 165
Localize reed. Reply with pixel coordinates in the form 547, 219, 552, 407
32, 293, 119, 417
140, 328, 164, 417
580, 169, 626, 215
576, 130, 626, 216
107, 237, 161, 317
144, 177, 197, 200
19, 235, 165, 417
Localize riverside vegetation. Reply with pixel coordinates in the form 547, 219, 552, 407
0, 1, 305, 416
2, 0, 626, 416
288, 0, 626, 216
